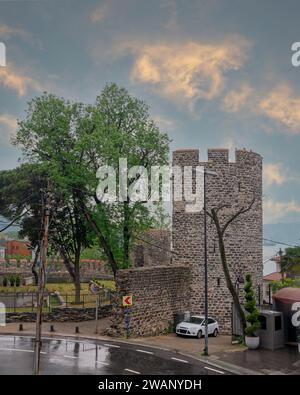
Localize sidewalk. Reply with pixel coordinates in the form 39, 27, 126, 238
0, 320, 299, 375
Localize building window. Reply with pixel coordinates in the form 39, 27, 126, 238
217, 278, 220, 287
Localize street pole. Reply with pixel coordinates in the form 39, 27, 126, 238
203, 168, 209, 356
33, 185, 51, 375
95, 294, 99, 334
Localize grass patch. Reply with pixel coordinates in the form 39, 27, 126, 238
0, 279, 115, 294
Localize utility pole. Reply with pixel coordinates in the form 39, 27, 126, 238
202, 168, 218, 357
278, 248, 284, 281
203, 168, 209, 356
33, 183, 51, 375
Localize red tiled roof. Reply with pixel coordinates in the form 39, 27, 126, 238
263, 272, 285, 281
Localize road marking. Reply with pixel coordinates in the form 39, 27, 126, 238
96, 361, 109, 366
136, 349, 154, 355
124, 368, 141, 375
63, 355, 78, 359
104, 343, 120, 348
204, 366, 225, 374
171, 357, 189, 364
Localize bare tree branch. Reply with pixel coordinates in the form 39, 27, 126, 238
221, 197, 256, 236
0, 209, 29, 233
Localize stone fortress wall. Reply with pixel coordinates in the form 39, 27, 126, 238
172, 148, 263, 333
110, 148, 263, 337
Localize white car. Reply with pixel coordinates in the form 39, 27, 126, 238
176, 315, 219, 338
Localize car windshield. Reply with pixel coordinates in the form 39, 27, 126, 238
184, 317, 203, 325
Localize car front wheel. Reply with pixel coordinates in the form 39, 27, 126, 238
213, 328, 218, 337
197, 330, 202, 339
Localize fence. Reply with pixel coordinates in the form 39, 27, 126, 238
232, 283, 273, 338
0, 289, 114, 313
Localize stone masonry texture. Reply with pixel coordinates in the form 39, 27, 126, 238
172, 148, 263, 334
110, 148, 263, 337
109, 265, 190, 337
131, 229, 171, 267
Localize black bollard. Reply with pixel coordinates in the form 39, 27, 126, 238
75, 326, 80, 334
19, 324, 23, 331
50, 325, 55, 332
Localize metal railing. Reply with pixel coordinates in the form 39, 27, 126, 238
0, 289, 114, 313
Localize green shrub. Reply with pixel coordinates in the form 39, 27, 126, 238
15, 275, 21, 287
244, 273, 260, 337
2, 277, 8, 287
9, 275, 16, 287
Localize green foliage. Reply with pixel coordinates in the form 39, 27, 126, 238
9, 274, 16, 287
15, 275, 21, 287
244, 273, 260, 337
280, 246, 300, 274
13, 83, 170, 273
2, 277, 8, 287
271, 276, 300, 292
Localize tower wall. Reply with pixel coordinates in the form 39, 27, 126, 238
172, 148, 263, 333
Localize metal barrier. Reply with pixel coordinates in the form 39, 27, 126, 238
0, 289, 114, 313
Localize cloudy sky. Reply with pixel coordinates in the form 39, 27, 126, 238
0, 0, 300, 225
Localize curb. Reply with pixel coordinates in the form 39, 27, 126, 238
0, 329, 262, 375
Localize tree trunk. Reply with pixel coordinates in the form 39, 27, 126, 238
212, 210, 247, 337
60, 248, 75, 282
32, 244, 40, 286
82, 207, 118, 277
74, 250, 81, 304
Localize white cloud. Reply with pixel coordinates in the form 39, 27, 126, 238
152, 115, 176, 131
264, 163, 286, 186
264, 162, 300, 187
259, 84, 300, 133
222, 83, 253, 113
264, 198, 300, 223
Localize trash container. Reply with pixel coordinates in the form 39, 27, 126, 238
257, 309, 284, 350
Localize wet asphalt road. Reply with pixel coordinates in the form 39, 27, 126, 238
0, 335, 231, 375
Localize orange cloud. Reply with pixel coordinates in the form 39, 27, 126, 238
259, 84, 300, 133
0, 64, 43, 96
264, 198, 300, 223
114, 37, 250, 110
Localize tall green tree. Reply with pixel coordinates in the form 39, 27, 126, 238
0, 164, 46, 283
13, 83, 170, 277
0, 164, 90, 301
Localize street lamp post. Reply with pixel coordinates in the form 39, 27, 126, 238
203, 168, 217, 357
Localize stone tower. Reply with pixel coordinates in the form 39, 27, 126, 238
172, 148, 263, 333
